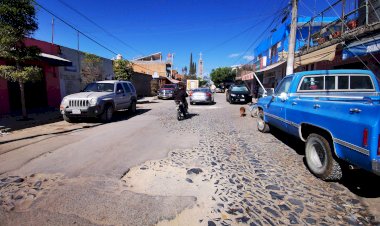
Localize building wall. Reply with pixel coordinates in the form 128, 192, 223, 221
0, 59, 10, 115
59, 46, 114, 97
0, 39, 62, 115
132, 61, 169, 77
131, 72, 152, 97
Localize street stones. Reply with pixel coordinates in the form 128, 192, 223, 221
0, 174, 62, 211
186, 168, 203, 175
122, 98, 376, 225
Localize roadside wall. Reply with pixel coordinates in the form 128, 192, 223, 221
131, 72, 152, 97
59, 46, 114, 98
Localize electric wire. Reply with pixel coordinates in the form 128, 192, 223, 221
56, 0, 145, 56
324, 0, 380, 65
33, 0, 118, 56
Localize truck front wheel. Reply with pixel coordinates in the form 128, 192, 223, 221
305, 133, 342, 181
257, 110, 270, 133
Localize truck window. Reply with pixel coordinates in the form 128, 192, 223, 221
338, 76, 349, 89
275, 77, 292, 95
350, 76, 374, 90
325, 76, 335, 90
299, 76, 324, 91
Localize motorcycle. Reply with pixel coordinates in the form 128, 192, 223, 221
175, 100, 188, 121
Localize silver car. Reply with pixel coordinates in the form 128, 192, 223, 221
189, 88, 214, 105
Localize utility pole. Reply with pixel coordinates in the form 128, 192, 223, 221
286, 0, 298, 75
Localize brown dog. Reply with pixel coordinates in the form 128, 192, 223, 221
240, 107, 246, 117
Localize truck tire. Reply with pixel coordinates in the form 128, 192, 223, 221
100, 105, 114, 122
305, 133, 342, 181
257, 110, 270, 133
128, 101, 136, 114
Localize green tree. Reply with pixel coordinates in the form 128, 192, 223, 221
81, 53, 102, 86
210, 67, 235, 85
189, 53, 197, 76
113, 59, 133, 80
0, 0, 42, 119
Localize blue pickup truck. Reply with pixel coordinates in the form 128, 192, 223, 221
257, 70, 380, 180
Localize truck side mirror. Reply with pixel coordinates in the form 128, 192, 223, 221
279, 92, 288, 101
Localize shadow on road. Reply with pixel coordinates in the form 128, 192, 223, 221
0, 108, 62, 132
270, 126, 305, 155
268, 127, 380, 198
185, 113, 199, 119
340, 168, 380, 198
0, 108, 152, 146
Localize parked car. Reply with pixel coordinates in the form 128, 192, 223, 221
158, 84, 177, 99
215, 86, 225, 93
226, 84, 252, 104
257, 69, 380, 180
189, 88, 214, 105
60, 80, 137, 123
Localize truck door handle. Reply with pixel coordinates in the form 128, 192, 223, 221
292, 102, 297, 105
313, 104, 320, 109
349, 108, 361, 113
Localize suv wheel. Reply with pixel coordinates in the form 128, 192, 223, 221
63, 114, 76, 123
101, 105, 114, 122
128, 101, 136, 114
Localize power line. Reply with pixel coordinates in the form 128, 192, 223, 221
56, 0, 145, 56
204, 15, 274, 53
33, 0, 118, 56
232, 3, 290, 65
324, 0, 380, 65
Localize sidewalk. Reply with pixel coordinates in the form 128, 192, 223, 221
0, 97, 158, 136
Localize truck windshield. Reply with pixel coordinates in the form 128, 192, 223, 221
83, 83, 114, 92
275, 77, 292, 95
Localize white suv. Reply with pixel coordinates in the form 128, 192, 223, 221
60, 80, 137, 123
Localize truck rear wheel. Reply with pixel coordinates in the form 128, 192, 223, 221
305, 133, 342, 181
257, 110, 270, 133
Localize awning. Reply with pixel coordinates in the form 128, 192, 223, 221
38, 53, 72, 66
242, 72, 254, 81
294, 44, 338, 68
343, 34, 380, 60
133, 52, 162, 61
256, 60, 286, 73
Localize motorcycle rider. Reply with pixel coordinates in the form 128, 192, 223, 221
174, 83, 188, 114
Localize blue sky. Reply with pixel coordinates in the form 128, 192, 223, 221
33, 0, 347, 76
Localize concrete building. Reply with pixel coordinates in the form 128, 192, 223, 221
0, 38, 71, 115
58, 46, 114, 97
131, 52, 172, 78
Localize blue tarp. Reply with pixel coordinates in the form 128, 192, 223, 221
343, 36, 380, 60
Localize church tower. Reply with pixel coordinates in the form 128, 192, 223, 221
198, 52, 203, 79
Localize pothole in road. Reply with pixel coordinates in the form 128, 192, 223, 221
0, 173, 63, 211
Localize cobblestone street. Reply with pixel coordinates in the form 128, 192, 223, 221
124, 93, 380, 225
0, 93, 379, 225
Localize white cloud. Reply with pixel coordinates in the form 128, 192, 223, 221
243, 55, 254, 61
228, 53, 240, 58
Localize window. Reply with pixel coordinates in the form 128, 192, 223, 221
350, 76, 373, 90
299, 76, 324, 91
325, 76, 335, 90
116, 83, 124, 94
129, 83, 136, 93
338, 76, 348, 89
231, 86, 248, 92
122, 83, 131, 93
83, 83, 114, 92
275, 77, 292, 95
